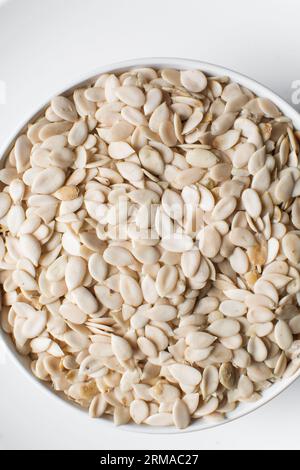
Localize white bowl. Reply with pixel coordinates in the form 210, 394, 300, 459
1, 57, 300, 434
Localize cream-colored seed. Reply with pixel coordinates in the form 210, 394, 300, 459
172, 399, 191, 429
129, 399, 149, 424
111, 335, 133, 362
186, 149, 217, 168
168, 363, 202, 386
181, 70, 207, 92
198, 226, 221, 258
212, 196, 237, 221
274, 321, 293, 351
242, 188, 262, 219
51, 96, 78, 122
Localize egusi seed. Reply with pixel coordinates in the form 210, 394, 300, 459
1, 67, 300, 430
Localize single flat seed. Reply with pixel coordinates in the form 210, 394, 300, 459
275, 173, 294, 203
289, 315, 300, 335
251, 166, 270, 193
193, 397, 219, 418
22, 310, 47, 339
115, 86, 145, 108
108, 141, 135, 159
282, 233, 300, 264
119, 275, 143, 307
219, 300, 246, 317
65, 256, 86, 290
137, 337, 157, 357
212, 196, 237, 221
85, 87, 105, 102
174, 167, 204, 189
233, 143, 255, 169
121, 106, 147, 126
103, 246, 134, 266
291, 199, 300, 229
144, 88, 163, 116
54, 185, 78, 201
15, 135, 32, 172
186, 332, 216, 349
160, 235, 193, 253
32, 167, 65, 194
145, 325, 168, 351
139, 146, 165, 176
145, 413, 173, 426
173, 399, 190, 429
0, 193, 11, 218
141, 275, 158, 304
149, 102, 169, 133
182, 108, 203, 134
251, 322, 273, 338
195, 296, 219, 314
116, 162, 143, 182
111, 335, 133, 362
220, 334, 243, 350
247, 363, 272, 382
229, 247, 249, 274
88, 253, 108, 282
213, 130, 240, 151
211, 112, 236, 136
19, 234, 41, 267
155, 265, 178, 297
68, 120, 88, 146
247, 336, 268, 362
146, 305, 177, 322
242, 188, 262, 219
130, 400, 149, 424
114, 407, 130, 426
185, 346, 213, 362
238, 375, 254, 399
72, 286, 98, 315
247, 292, 273, 309
51, 96, 78, 122
181, 250, 201, 278
198, 226, 221, 258
247, 306, 274, 324
94, 285, 122, 310
201, 366, 219, 398
180, 70, 207, 92
89, 394, 107, 418
159, 121, 177, 147
254, 279, 278, 304
274, 320, 293, 351
186, 149, 218, 168
13, 270, 38, 291
248, 147, 266, 175
219, 363, 237, 390
229, 228, 256, 248
168, 364, 202, 386
258, 98, 280, 118
208, 319, 240, 338
60, 303, 87, 324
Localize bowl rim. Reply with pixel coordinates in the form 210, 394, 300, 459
1, 57, 300, 435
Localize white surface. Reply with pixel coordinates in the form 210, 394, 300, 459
0, 0, 300, 450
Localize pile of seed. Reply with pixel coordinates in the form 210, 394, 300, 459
1, 67, 300, 429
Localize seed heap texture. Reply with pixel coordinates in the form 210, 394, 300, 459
1, 67, 300, 429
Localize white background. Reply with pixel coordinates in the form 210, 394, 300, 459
0, 0, 300, 450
